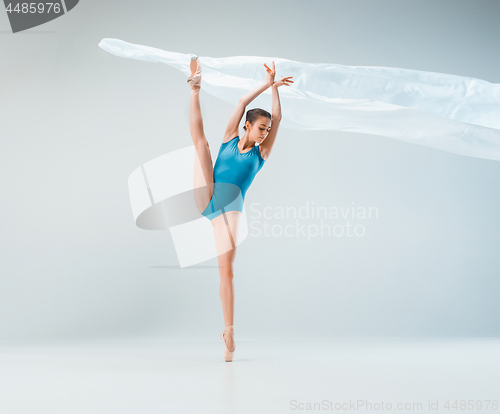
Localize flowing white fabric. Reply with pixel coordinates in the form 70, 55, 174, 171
99, 37, 500, 161
127, 147, 249, 268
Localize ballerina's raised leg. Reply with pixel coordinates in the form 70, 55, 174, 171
188, 57, 214, 214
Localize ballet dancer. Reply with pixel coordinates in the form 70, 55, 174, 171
187, 56, 293, 361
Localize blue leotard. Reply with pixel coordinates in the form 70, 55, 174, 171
201, 136, 265, 221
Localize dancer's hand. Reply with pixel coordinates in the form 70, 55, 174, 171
273, 75, 294, 88
264, 61, 275, 87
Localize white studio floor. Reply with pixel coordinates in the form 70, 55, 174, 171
0, 338, 498, 414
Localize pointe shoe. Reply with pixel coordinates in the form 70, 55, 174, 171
220, 329, 235, 362
187, 56, 201, 90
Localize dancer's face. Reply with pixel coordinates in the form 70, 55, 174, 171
247, 117, 271, 144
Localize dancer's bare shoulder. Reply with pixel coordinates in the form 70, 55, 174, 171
222, 133, 239, 144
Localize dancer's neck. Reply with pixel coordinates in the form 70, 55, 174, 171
239, 134, 256, 150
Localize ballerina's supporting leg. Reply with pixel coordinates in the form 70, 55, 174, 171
212, 211, 241, 356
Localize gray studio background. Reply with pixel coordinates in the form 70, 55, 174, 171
1, 0, 499, 342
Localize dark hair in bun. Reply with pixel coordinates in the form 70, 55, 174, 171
243, 108, 272, 130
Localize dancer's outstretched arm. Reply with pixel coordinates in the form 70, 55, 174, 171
240, 61, 278, 106
223, 63, 275, 141
260, 74, 293, 159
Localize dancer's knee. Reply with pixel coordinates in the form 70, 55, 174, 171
219, 267, 234, 281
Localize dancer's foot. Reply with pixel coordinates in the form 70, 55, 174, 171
221, 325, 235, 362
187, 56, 201, 90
